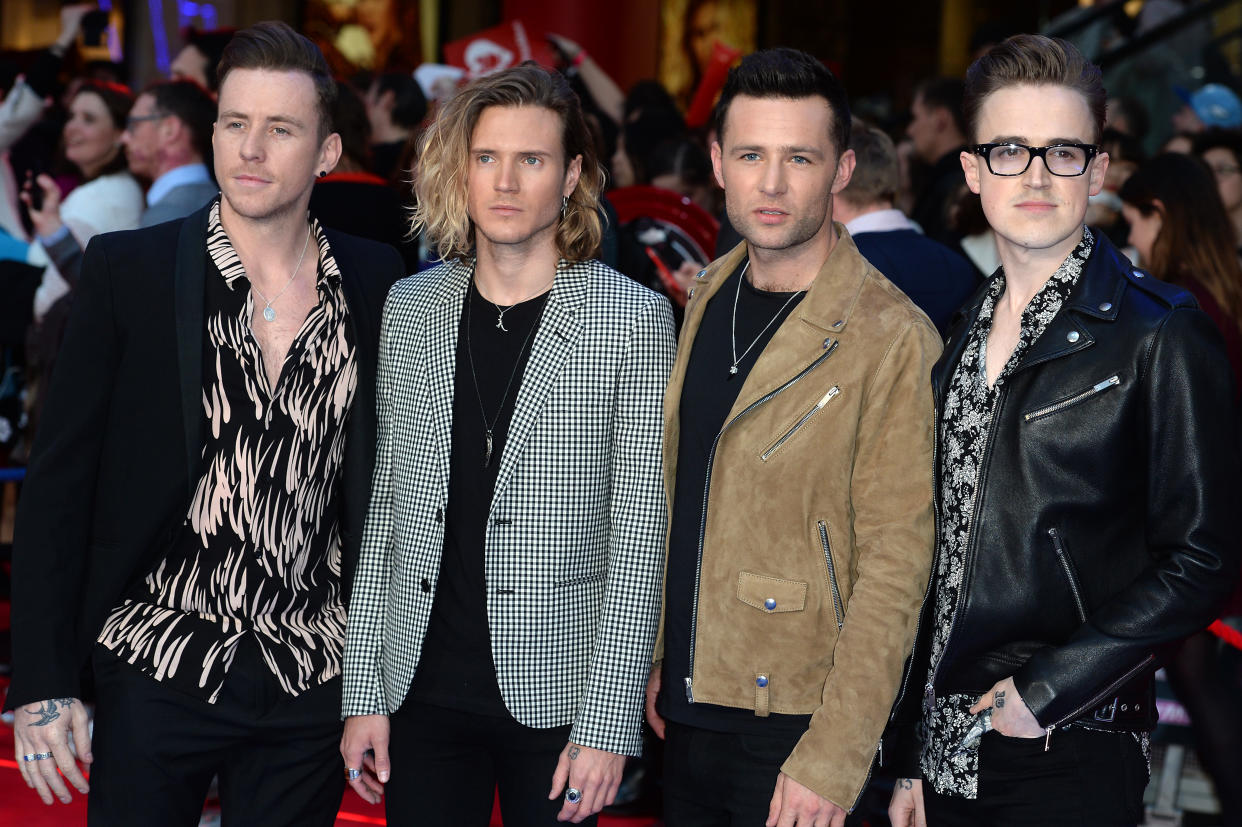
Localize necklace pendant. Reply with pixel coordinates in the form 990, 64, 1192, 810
263, 306, 276, 322
484, 431, 494, 467
495, 315, 508, 332
729, 365, 739, 375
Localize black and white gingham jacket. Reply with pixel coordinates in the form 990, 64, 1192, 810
342, 256, 675, 756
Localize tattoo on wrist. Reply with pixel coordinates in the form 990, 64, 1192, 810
995, 691, 1006, 709
898, 778, 914, 790
568, 746, 581, 760
24, 698, 74, 727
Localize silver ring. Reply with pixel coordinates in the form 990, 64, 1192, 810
565, 787, 582, 804
21, 753, 38, 762
32, 752, 54, 761
346, 767, 361, 781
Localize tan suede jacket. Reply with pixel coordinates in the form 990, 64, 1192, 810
655, 227, 940, 810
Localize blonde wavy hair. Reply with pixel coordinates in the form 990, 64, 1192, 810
411, 63, 605, 263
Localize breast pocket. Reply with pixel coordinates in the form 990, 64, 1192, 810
1021, 374, 1121, 423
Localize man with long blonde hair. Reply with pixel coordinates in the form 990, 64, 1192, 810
340, 63, 675, 826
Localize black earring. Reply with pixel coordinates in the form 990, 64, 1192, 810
318, 170, 327, 178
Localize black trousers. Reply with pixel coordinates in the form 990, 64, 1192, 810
385, 699, 596, 827
88, 638, 345, 827
662, 720, 804, 826
922, 727, 1148, 827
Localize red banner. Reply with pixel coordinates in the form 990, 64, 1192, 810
443, 20, 558, 79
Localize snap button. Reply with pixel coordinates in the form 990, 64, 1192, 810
1121, 704, 1129, 711
696, 269, 707, 279
420, 578, 431, 593
764, 598, 776, 611
756, 675, 769, 688
1132, 270, 1144, 278
1067, 331, 1080, 343
1099, 302, 1113, 312
831, 320, 844, 328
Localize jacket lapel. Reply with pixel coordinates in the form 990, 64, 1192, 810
173, 206, 209, 496
427, 261, 470, 490
490, 259, 586, 509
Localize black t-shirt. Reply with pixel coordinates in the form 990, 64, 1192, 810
411, 282, 549, 716
660, 260, 813, 736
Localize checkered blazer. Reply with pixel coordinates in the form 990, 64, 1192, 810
342, 256, 675, 756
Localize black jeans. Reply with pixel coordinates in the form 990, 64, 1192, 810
662, 720, 803, 826
88, 637, 345, 827
922, 727, 1148, 826
385, 699, 596, 827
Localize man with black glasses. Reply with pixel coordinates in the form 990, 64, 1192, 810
887, 34, 1239, 826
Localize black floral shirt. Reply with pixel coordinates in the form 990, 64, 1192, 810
920, 227, 1094, 797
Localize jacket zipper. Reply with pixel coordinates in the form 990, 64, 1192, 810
926, 384, 1008, 709
1023, 375, 1120, 422
761, 385, 840, 460
686, 340, 840, 702
1048, 527, 1087, 623
818, 521, 845, 630
1042, 653, 1156, 750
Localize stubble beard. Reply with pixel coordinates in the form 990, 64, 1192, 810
726, 197, 831, 255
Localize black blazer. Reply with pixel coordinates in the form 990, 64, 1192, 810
5, 203, 402, 709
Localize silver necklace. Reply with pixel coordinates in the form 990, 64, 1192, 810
250, 222, 313, 322
486, 277, 555, 332
729, 261, 805, 378
464, 279, 547, 466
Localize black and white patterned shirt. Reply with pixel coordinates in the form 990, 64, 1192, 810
920, 227, 1094, 797
97, 200, 356, 702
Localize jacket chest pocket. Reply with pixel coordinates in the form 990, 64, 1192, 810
1022, 374, 1121, 423
760, 385, 842, 461
736, 571, 807, 614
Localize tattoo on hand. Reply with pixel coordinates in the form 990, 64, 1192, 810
568, 746, 581, 760
24, 698, 74, 727
994, 691, 1006, 709
898, 778, 914, 790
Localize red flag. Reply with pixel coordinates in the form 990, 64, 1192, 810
443, 20, 558, 79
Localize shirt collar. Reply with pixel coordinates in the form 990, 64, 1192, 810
844, 208, 920, 236
206, 198, 338, 291
146, 163, 212, 208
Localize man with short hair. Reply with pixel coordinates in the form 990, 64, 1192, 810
835, 121, 977, 334
647, 48, 941, 826
340, 64, 674, 826
364, 71, 427, 182
170, 27, 235, 95
888, 34, 1239, 826
907, 77, 969, 244
6, 21, 403, 825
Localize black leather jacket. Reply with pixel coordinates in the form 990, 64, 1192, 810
888, 232, 1240, 771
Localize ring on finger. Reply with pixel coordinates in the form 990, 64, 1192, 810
31, 752, 54, 761
21, 753, 39, 762
565, 787, 582, 804
346, 767, 361, 781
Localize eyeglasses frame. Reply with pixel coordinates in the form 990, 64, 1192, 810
971, 142, 1102, 177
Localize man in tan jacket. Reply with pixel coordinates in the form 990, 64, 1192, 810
645, 48, 941, 827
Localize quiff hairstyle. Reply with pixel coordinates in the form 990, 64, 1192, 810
215, 21, 337, 141
411, 63, 604, 263
964, 34, 1106, 143
840, 120, 899, 207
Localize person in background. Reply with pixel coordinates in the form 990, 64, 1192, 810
170, 26, 236, 95
364, 71, 426, 184
1195, 128, 1242, 254
1172, 83, 1242, 136
907, 77, 968, 244
835, 120, 977, 334
311, 79, 417, 271
1118, 150, 1242, 827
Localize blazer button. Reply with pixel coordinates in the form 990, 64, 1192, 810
756, 675, 769, 688
435, 507, 444, 523
420, 578, 431, 593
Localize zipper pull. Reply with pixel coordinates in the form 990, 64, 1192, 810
684, 677, 694, 703
1093, 375, 1121, 393
1044, 724, 1055, 752
816, 385, 841, 408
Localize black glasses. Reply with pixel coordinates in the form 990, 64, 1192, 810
972, 143, 1100, 177
124, 113, 165, 131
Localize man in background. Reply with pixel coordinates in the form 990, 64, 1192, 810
907, 77, 968, 244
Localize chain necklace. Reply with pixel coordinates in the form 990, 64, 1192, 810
729, 261, 805, 379
249, 221, 313, 322
486, 277, 556, 332
464, 279, 549, 466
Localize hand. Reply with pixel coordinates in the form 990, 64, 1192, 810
547, 741, 625, 823
970, 676, 1043, 738
12, 697, 92, 805
888, 777, 926, 827
546, 33, 583, 62
340, 714, 390, 805
766, 773, 847, 827
20, 173, 64, 240
58, 4, 96, 49
644, 665, 665, 739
